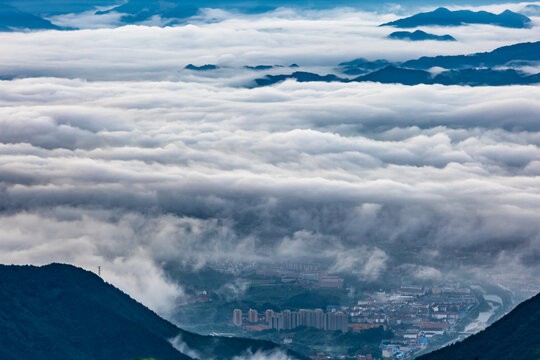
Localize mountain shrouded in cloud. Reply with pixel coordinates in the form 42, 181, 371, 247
401, 41, 540, 69
255, 41, 540, 86
1, 0, 117, 15
387, 30, 457, 41
380, 7, 532, 28
0, 3, 62, 31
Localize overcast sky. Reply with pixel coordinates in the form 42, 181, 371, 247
1, 3, 540, 313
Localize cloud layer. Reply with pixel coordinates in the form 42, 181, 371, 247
2, 77, 540, 309
1, 5, 540, 312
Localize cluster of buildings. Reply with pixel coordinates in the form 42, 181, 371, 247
310, 355, 374, 360
232, 282, 477, 355
299, 283, 479, 360
233, 308, 349, 333
228, 266, 482, 360
358, 284, 477, 359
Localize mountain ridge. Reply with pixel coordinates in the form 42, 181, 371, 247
417, 291, 540, 360
0, 3, 62, 31
0, 263, 308, 360
381, 7, 531, 28
401, 40, 540, 69
387, 30, 456, 41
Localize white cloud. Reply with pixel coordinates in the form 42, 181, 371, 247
0, 211, 185, 313
1, 5, 540, 312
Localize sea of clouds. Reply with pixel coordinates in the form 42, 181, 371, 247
1, 4, 540, 313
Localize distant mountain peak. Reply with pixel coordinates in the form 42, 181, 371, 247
185, 64, 219, 71
0, 4, 63, 31
388, 30, 457, 41
381, 7, 531, 28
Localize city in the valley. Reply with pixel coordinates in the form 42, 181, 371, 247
172, 262, 531, 360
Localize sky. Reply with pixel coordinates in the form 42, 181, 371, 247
1, 1, 540, 313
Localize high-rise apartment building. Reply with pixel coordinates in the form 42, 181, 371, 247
269, 308, 347, 332
265, 309, 274, 324
324, 311, 348, 332
315, 309, 324, 329
233, 309, 242, 326
248, 309, 258, 323
271, 313, 284, 331
282, 310, 291, 329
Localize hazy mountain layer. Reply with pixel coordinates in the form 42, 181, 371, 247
0, 3, 61, 31
381, 7, 531, 28
387, 30, 456, 41
401, 41, 540, 69
256, 41, 540, 87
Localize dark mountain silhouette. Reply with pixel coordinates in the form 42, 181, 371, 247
245, 65, 277, 70
352, 66, 432, 85
381, 7, 531, 28
255, 66, 540, 87
97, 0, 287, 21
338, 58, 393, 75
0, 3, 61, 31
417, 291, 540, 360
1, 0, 117, 16
244, 65, 298, 71
352, 67, 540, 86
97, 0, 199, 24
2, 0, 531, 19
185, 64, 219, 71
255, 71, 346, 86
432, 68, 540, 86
3, 1, 532, 30
388, 30, 456, 41
353, 67, 540, 86
339, 41, 540, 74
402, 41, 540, 70
0, 263, 307, 360
255, 40, 540, 87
